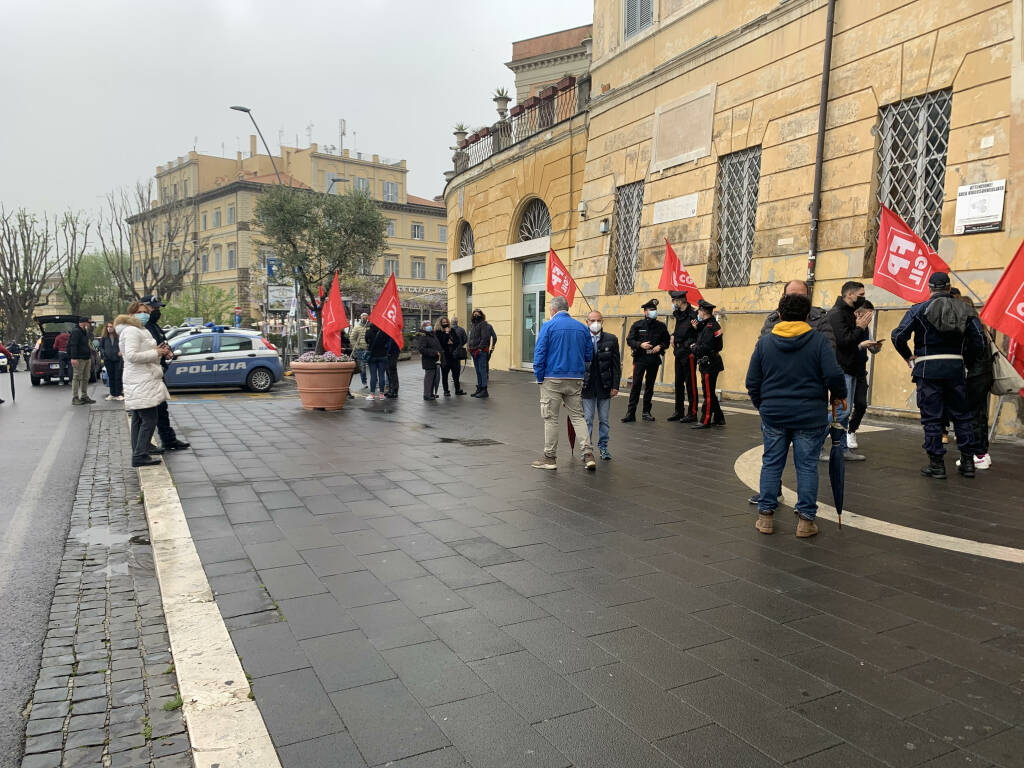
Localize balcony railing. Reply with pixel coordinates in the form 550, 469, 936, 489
452, 76, 590, 176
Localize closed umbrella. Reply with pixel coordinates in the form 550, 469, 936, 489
828, 401, 845, 528
8, 366, 14, 402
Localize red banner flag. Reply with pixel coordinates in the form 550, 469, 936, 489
658, 239, 704, 302
980, 239, 1024, 351
369, 273, 405, 349
1008, 340, 1024, 398
873, 206, 950, 304
546, 249, 577, 305
321, 271, 349, 356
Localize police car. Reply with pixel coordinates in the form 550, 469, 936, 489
167, 329, 283, 392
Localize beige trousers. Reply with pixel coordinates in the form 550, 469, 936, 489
540, 378, 591, 459
71, 358, 91, 401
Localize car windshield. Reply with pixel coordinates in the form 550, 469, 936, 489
39, 322, 75, 334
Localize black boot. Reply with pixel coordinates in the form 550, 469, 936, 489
957, 451, 975, 478
476, 388, 489, 399
920, 454, 947, 479
666, 413, 681, 422
621, 413, 636, 423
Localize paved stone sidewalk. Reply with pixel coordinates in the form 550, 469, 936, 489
163, 366, 1024, 768
20, 407, 192, 768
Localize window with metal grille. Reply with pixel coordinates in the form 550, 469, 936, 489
712, 146, 761, 288
875, 89, 952, 251
624, 0, 653, 39
610, 181, 645, 295
382, 181, 399, 202
458, 224, 475, 259
518, 199, 551, 241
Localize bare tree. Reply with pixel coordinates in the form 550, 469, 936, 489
53, 211, 93, 316
97, 181, 200, 303
0, 207, 56, 340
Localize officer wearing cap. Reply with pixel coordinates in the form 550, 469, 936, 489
891, 272, 985, 478
668, 290, 699, 423
622, 298, 671, 422
139, 295, 191, 453
691, 299, 726, 429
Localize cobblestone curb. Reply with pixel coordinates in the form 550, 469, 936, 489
20, 410, 192, 768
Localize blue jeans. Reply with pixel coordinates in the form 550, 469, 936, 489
758, 421, 828, 521
581, 397, 611, 451
368, 357, 388, 393
832, 373, 856, 450
356, 350, 369, 384
474, 353, 489, 389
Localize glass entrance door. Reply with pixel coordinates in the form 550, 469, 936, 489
521, 260, 546, 367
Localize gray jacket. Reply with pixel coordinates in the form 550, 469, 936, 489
760, 306, 836, 350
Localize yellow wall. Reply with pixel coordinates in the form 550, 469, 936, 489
444, 0, 1023, 435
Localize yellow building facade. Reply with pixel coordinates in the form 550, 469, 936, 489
446, 0, 1024, 435
133, 138, 446, 320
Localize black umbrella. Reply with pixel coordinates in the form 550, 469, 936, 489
8, 365, 14, 402
828, 401, 845, 528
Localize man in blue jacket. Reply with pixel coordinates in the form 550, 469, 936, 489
531, 296, 596, 471
746, 293, 847, 538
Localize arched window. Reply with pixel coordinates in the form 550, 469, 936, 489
458, 224, 475, 260
518, 199, 551, 242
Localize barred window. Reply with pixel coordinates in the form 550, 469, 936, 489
712, 146, 761, 288
458, 224, 475, 260
518, 199, 551, 241
624, 0, 653, 39
876, 89, 952, 251
610, 181, 645, 295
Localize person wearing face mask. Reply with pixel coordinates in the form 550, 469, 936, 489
622, 298, 670, 422
824, 281, 869, 461
350, 313, 370, 389
417, 320, 444, 401
115, 302, 173, 467
668, 290, 699, 423
139, 295, 190, 452
435, 317, 466, 396
467, 310, 497, 398
99, 322, 124, 401
580, 311, 621, 461
691, 299, 726, 429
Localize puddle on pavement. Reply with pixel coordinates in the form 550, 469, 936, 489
437, 437, 503, 447
72, 526, 132, 547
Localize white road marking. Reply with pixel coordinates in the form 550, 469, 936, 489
0, 410, 74, 597
734, 443, 1024, 564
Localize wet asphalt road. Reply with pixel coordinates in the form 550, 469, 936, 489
0, 373, 90, 768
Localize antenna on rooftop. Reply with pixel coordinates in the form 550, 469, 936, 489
339, 119, 346, 155
306, 122, 314, 146
278, 126, 285, 152
193, 136, 198, 151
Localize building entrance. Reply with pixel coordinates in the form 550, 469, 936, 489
521, 260, 546, 367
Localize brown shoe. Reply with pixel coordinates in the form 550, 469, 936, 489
531, 456, 557, 471
755, 514, 774, 535
583, 452, 597, 471
795, 517, 819, 538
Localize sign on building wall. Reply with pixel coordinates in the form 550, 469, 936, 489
650, 84, 716, 174
653, 193, 699, 224
954, 179, 1005, 235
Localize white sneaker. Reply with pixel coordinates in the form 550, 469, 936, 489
367, 393, 375, 401
105, 394, 114, 401
974, 453, 991, 470
115, 395, 124, 400
846, 431, 858, 450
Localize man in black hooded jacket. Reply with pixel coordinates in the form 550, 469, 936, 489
140, 295, 190, 452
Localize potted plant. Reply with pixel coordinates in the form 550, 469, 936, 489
290, 350, 357, 411
493, 87, 512, 118
453, 122, 469, 144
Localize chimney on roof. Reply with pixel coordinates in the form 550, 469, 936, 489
236, 151, 242, 161
372, 154, 380, 163
250, 135, 257, 158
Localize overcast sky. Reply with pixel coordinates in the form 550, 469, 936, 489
1, 0, 592, 217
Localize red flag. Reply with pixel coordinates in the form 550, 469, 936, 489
369, 273, 405, 350
1008, 340, 1024, 398
321, 271, 349, 356
546, 249, 577, 305
658, 239, 704, 302
980, 239, 1024, 351
873, 206, 950, 303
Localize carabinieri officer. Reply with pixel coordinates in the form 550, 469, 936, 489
692, 299, 726, 429
668, 290, 699, 423
622, 298, 671, 422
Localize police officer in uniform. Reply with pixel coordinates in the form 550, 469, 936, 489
622, 298, 670, 422
891, 272, 985, 478
691, 299, 725, 429
667, 290, 699, 423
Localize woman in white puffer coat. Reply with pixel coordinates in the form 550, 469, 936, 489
115, 302, 171, 467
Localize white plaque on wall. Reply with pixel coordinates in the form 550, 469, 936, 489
954, 179, 1005, 234
653, 193, 699, 225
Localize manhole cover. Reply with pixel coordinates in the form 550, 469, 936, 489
437, 437, 503, 447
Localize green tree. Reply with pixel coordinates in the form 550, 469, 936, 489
67, 251, 130, 321
162, 285, 236, 327
254, 186, 386, 349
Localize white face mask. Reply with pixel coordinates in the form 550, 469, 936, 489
589, 322, 602, 333
647, 310, 658, 319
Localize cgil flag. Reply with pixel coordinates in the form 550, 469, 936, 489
321, 271, 349, 356
980, 238, 1024, 352
873, 205, 950, 304
546, 249, 577, 305
658, 239, 704, 302
369, 273, 405, 349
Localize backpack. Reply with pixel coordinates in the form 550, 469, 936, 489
924, 295, 969, 334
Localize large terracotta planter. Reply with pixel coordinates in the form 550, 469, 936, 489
291, 360, 356, 411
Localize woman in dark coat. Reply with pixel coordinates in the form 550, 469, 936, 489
434, 317, 466, 396
417, 321, 443, 401
364, 323, 391, 401
99, 322, 123, 400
